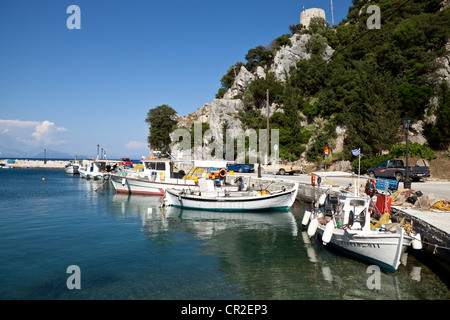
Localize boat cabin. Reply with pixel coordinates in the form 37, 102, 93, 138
141, 159, 178, 181
133, 158, 237, 184
322, 193, 372, 231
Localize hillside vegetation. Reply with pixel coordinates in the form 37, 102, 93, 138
147, 0, 449, 173
218, 0, 449, 162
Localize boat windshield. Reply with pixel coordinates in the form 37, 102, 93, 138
145, 162, 166, 171
349, 199, 366, 207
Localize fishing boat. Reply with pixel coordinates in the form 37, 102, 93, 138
0, 163, 13, 169
109, 159, 238, 195
163, 182, 299, 212
302, 190, 422, 272
79, 159, 120, 180
64, 161, 81, 174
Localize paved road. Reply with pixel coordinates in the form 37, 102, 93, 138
235, 171, 450, 200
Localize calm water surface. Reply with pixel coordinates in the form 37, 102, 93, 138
0, 169, 449, 299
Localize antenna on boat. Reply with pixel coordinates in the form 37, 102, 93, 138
166, 152, 176, 161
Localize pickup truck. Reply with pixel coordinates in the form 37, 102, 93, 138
254, 162, 303, 175
367, 159, 430, 181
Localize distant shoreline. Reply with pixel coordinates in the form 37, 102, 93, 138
0, 157, 142, 163
0, 158, 143, 170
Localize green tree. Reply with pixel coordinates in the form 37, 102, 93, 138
145, 105, 178, 152
216, 62, 244, 98
245, 46, 273, 72
424, 82, 450, 150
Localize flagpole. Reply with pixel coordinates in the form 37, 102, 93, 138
358, 153, 360, 196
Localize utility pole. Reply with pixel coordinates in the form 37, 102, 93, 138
331, 0, 334, 26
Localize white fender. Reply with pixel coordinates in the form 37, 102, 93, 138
411, 233, 422, 250
121, 178, 126, 186
302, 209, 312, 226
307, 218, 319, 238
318, 193, 327, 207
322, 221, 335, 245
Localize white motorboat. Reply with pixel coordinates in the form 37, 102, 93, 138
78, 159, 120, 180
303, 191, 422, 272
110, 159, 237, 195
0, 163, 13, 169
164, 182, 299, 212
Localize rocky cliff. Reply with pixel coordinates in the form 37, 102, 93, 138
172, 33, 334, 162
170, 1, 449, 166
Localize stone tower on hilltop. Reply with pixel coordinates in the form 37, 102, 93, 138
300, 7, 326, 29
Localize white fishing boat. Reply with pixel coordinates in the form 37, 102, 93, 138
79, 159, 120, 180
64, 161, 80, 174
164, 182, 298, 212
110, 159, 237, 195
303, 191, 422, 272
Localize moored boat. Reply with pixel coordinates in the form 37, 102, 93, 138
164, 182, 299, 212
303, 191, 422, 272
110, 159, 237, 195
78, 159, 120, 180
64, 161, 80, 174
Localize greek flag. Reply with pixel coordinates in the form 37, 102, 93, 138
352, 148, 360, 157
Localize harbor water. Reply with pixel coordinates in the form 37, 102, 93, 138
0, 169, 449, 300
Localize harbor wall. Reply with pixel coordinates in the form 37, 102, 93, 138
0, 159, 69, 169
390, 207, 450, 277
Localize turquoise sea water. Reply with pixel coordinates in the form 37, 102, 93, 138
0, 169, 449, 300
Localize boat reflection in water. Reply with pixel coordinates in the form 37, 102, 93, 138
107, 193, 433, 300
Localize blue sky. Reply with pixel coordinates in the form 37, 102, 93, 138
0, 0, 352, 159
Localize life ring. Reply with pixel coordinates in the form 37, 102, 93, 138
219, 168, 227, 178
365, 179, 376, 197
311, 174, 316, 187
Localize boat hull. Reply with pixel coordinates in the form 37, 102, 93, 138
65, 165, 79, 174
79, 169, 109, 180
165, 186, 298, 212
316, 226, 413, 272
110, 174, 198, 195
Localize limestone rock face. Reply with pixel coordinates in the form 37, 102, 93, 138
271, 34, 334, 81
171, 99, 245, 160
223, 66, 255, 99
436, 40, 450, 85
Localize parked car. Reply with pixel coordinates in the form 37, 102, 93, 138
367, 159, 430, 181
254, 162, 302, 175
227, 164, 254, 173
